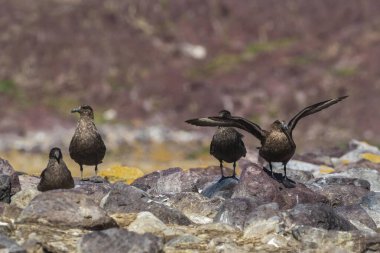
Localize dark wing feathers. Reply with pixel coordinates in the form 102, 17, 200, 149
287, 96, 348, 132
186, 116, 265, 141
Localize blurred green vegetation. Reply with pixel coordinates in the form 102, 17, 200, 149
188, 38, 296, 78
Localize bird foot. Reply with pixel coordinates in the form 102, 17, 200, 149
218, 175, 239, 183
282, 177, 296, 188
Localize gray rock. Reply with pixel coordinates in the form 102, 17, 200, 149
128, 212, 177, 237
232, 162, 328, 209
201, 177, 239, 198
214, 198, 260, 229
244, 202, 280, 228
307, 177, 370, 206
79, 228, 163, 253
101, 182, 191, 225
0, 234, 26, 253
0, 159, 21, 195
0, 202, 22, 220
10, 188, 40, 209
73, 178, 112, 204
324, 168, 380, 192
284, 203, 356, 231
168, 192, 224, 224
18, 190, 116, 229
0, 175, 11, 203
132, 166, 233, 195
17, 174, 39, 190
292, 226, 380, 252
335, 204, 377, 230
165, 234, 202, 248
361, 192, 380, 229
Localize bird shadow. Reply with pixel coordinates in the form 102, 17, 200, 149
262, 167, 296, 188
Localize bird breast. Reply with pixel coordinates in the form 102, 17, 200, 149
259, 130, 295, 162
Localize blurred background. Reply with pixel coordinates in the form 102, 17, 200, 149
0, 0, 379, 177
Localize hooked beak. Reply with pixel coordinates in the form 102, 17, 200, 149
71, 107, 81, 113
53, 151, 61, 164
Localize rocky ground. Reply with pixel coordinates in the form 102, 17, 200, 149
1, 139, 380, 252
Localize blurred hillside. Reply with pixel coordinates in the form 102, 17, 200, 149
0, 0, 379, 152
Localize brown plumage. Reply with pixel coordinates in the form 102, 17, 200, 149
186, 96, 348, 182
210, 110, 247, 180
69, 105, 106, 179
37, 147, 75, 191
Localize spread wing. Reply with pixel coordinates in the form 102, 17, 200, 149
186, 116, 266, 142
287, 96, 348, 133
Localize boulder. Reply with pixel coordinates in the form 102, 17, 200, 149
284, 203, 355, 231
73, 178, 112, 204
361, 192, 380, 229
307, 177, 370, 206
128, 212, 177, 238
168, 192, 224, 224
292, 226, 380, 252
0, 175, 11, 203
201, 177, 239, 198
232, 162, 328, 209
0, 234, 26, 253
335, 204, 377, 231
131, 166, 232, 195
325, 168, 380, 192
101, 182, 191, 225
0, 159, 21, 195
18, 190, 116, 229
79, 228, 163, 253
214, 198, 261, 229
11, 188, 40, 209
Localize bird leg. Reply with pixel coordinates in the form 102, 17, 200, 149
218, 160, 225, 182
232, 162, 239, 181
80, 164, 84, 180
283, 162, 287, 180
95, 164, 98, 176
269, 162, 274, 178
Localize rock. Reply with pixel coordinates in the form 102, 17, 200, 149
243, 216, 283, 241
0, 234, 26, 253
73, 178, 112, 204
361, 192, 380, 229
164, 234, 202, 249
168, 192, 224, 224
18, 190, 116, 229
232, 162, 328, 209
109, 213, 138, 228
307, 177, 370, 206
244, 202, 280, 228
15, 224, 87, 253
324, 168, 380, 191
292, 226, 380, 252
0, 159, 21, 195
0, 175, 11, 203
17, 174, 40, 190
10, 188, 40, 209
284, 169, 314, 184
128, 212, 178, 238
101, 182, 191, 225
284, 203, 355, 231
214, 198, 261, 229
331, 140, 380, 166
0, 202, 22, 220
335, 204, 377, 231
79, 228, 163, 253
131, 166, 232, 195
201, 177, 239, 198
